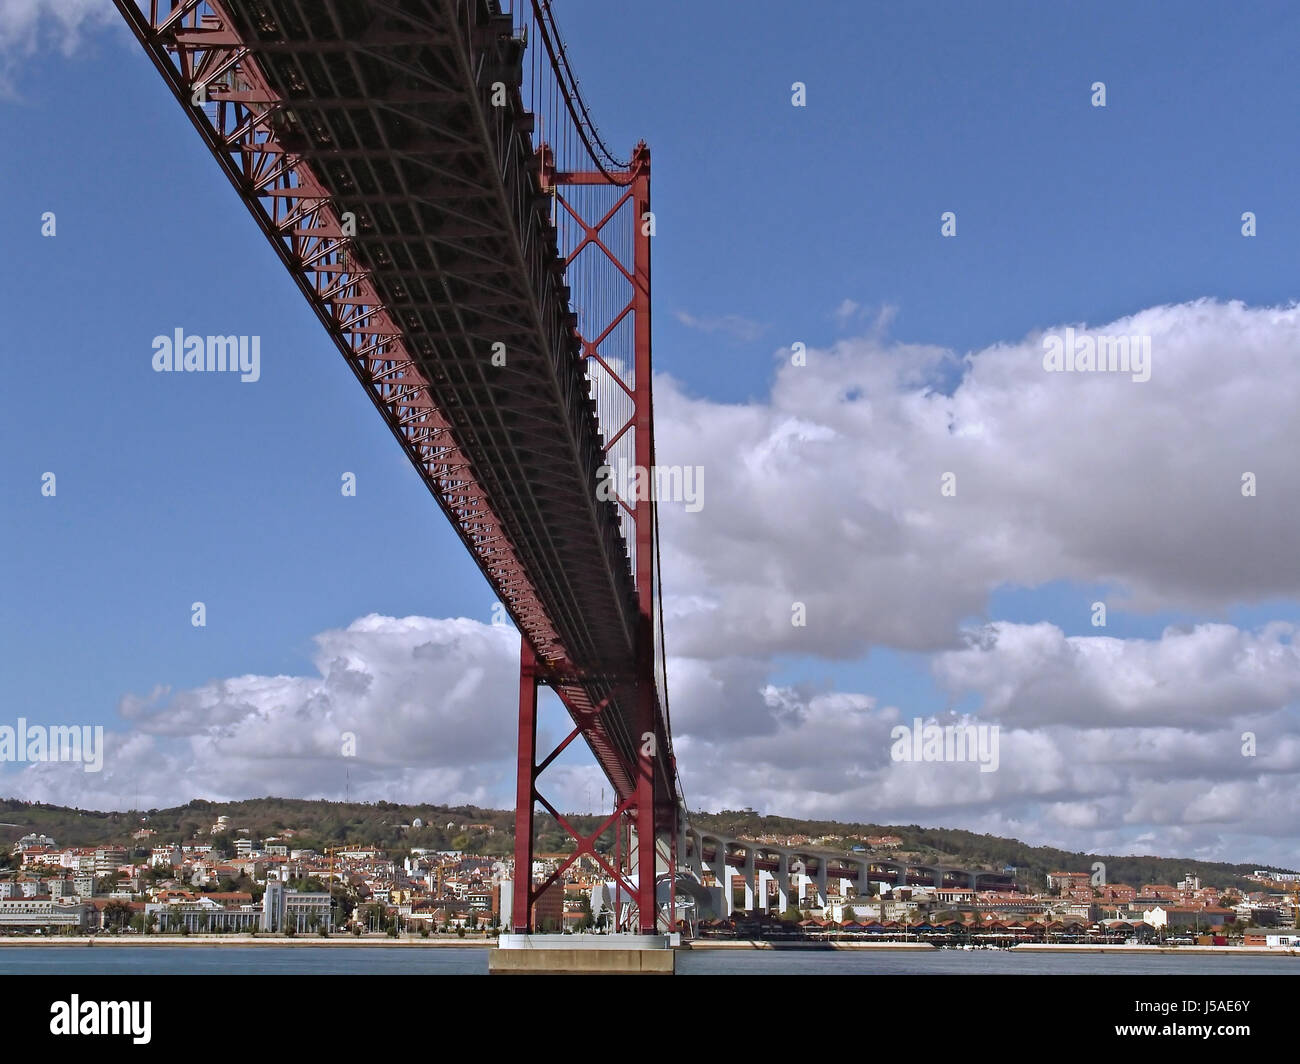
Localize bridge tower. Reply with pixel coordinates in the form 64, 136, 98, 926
511, 143, 669, 937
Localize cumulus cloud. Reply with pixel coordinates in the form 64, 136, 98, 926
674, 682, 1300, 866
933, 620, 1300, 728
4, 616, 528, 811
656, 300, 1300, 660
6, 610, 1300, 864
9, 299, 1300, 865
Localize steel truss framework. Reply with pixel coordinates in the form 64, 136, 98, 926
514, 150, 671, 932
116, 0, 680, 933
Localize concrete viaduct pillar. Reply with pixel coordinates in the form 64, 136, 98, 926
705, 837, 730, 917
856, 860, 873, 899
740, 848, 756, 914
776, 853, 792, 914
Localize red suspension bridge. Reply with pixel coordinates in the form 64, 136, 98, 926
115, 0, 684, 935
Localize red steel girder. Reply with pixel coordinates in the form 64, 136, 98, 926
115, 0, 683, 930
115, 0, 584, 677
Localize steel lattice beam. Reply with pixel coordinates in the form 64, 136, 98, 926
115, 0, 681, 822
116, 1, 684, 938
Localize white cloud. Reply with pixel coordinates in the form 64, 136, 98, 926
10, 299, 1300, 865
933, 621, 1300, 727
6, 610, 1300, 865
656, 300, 1300, 660
831, 300, 897, 334
833, 298, 861, 323
0, 0, 114, 93
673, 680, 1300, 865
673, 309, 768, 342
5, 616, 527, 811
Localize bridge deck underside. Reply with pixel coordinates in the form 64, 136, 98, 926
184, 0, 671, 802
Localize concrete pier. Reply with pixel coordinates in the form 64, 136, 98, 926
489, 934, 676, 974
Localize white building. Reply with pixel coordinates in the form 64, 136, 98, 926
261, 873, 331, 933
147, 896, 261, 933
0, 898, 92, 930
59, 849, 97, 873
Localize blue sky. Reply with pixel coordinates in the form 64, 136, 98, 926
2, 0, 1300, 867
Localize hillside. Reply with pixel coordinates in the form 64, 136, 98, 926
687, 810, 1280, 894
0, 797, 1287, 893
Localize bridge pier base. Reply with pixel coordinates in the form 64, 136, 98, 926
490, 934, 676, 975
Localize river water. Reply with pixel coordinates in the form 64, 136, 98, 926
1, 946, 1297, 975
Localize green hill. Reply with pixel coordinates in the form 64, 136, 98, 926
0, 797, 1287, 893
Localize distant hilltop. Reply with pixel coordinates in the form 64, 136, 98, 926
0, 797, 1285, 894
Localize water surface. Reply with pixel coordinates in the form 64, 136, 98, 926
2, 946, 1296, 976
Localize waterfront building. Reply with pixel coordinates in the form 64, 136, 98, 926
147, 895, 261, 932
0, 897, 92, 930
261, 875, 332, 932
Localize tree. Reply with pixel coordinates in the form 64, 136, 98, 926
102, 900, 134, 931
